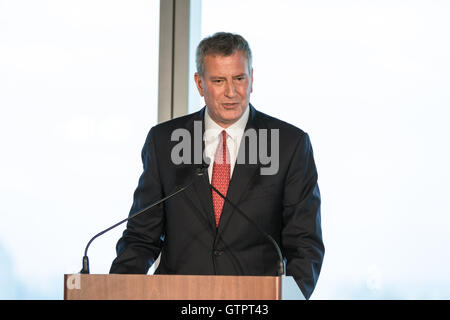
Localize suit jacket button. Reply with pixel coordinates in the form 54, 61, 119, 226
214, 250, 224, 256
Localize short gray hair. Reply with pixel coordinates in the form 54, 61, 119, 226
195, 32, 252, 76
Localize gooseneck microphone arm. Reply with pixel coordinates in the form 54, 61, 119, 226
80, 167, 205, 274
209, 183, 285, 276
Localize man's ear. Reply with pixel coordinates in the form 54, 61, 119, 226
194, 72, 204, 97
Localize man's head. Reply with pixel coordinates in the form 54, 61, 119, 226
194, 32, 253, 128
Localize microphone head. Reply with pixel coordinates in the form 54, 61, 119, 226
196, 159, 210, 176
202, 157, 211, 170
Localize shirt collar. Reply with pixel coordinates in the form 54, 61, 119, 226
204, 105, 250, 141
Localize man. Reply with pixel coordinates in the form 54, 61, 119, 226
110, 32, 324, 299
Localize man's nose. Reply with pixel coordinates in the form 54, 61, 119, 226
224, 81, 237, 98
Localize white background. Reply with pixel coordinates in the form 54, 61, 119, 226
0, 0, 159, 298
1, 0, 449, 299
198, 0, 450, 299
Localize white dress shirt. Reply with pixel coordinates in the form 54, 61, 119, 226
204, 105, 250, 183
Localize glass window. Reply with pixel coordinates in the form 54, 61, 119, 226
0, 0, 160, 299
199, 0, 450, 299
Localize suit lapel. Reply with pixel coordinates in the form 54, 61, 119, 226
176, 105, 267, 235
179, 108, 217, 231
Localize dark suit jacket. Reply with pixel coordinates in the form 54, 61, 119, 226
110, 105, 324, 299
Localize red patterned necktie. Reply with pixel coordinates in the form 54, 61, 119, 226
211, 130, 230, 227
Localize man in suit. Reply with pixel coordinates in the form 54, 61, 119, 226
110, 32, 324, 299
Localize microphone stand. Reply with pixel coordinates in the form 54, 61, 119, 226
80, 168, 205, 274
209, 184, 285, 276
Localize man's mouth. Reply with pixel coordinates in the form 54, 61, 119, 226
222, 103, 239, 109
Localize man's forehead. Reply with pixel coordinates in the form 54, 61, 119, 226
203, 52, 251, 74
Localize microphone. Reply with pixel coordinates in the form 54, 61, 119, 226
80, 166, 206, 274
205, 163, 285, 276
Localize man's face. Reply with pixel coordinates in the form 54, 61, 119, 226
195, 51, 253, 128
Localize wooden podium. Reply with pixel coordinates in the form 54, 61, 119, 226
64, 274, 284, 300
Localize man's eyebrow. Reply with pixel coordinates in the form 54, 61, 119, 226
209, 76, 226, 80
209, 74, 247, 79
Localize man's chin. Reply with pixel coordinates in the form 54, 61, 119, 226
207, 105, 246, 127
221, 111, 244, 125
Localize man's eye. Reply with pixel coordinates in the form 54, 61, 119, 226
212, 79, 223, 83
